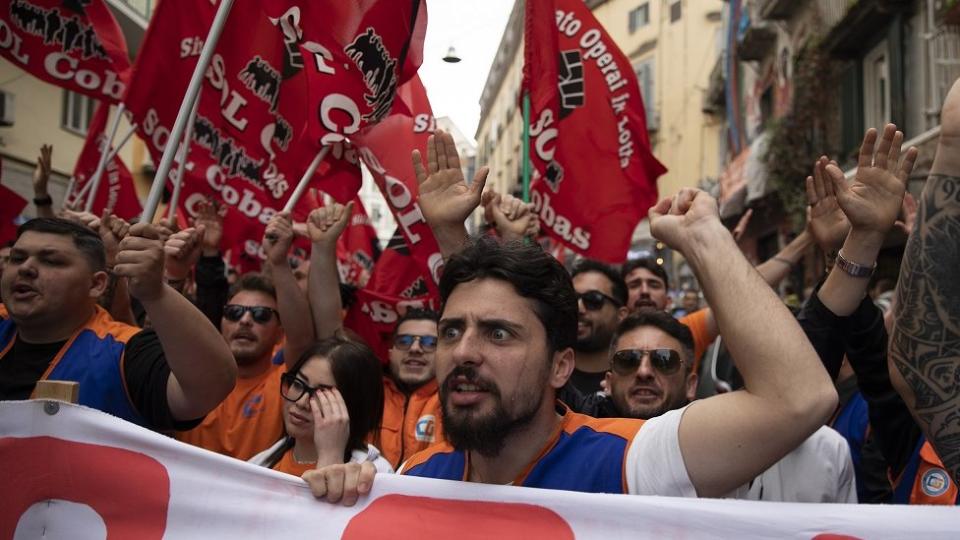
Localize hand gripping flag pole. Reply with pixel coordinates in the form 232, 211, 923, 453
140, 0, 236, 223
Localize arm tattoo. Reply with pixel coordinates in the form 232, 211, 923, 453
891, 174, 960, 484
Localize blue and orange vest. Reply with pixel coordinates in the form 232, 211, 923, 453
401, 404, 644, 493
0, 305, 145, 425
893, 437, 959, 505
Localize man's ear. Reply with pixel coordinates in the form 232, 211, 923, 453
550, 347, 575, 388
617, 306, 629, 321
89, 270, 109, 299
685, 371, 699, 402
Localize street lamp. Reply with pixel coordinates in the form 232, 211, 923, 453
442, 46, 461, 63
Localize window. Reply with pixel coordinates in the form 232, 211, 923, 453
116, 0, 152, 18
634, 58, 657, 130
629, 4, 650, 33
60, 90, 95, 135
863, 40, 891, 132
670, 1, 682, 23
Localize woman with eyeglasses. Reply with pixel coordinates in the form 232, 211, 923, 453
250, 336, 394, 475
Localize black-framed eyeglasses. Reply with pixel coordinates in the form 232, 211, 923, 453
393, 334, 438, 352
577, 290, 622, 311
280, 372, 334, 402
222, 304, 279, 324
611, 349, 684, 376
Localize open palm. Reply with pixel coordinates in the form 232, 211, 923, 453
824, 125, 918, 234
805, 157, 850, 252
412, 129, 488, 228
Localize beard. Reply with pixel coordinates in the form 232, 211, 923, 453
613, 389, 690, 420
574, 321, 613, 353
440, 365, 545, 458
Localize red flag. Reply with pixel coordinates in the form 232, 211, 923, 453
0, 162, 27, 244
522, 0, 666, 263
354, 75, 443, 295
0, 0, 130, 102
344, 232, 437, 362
67, 102, 141, 220
336, 196, 380, 288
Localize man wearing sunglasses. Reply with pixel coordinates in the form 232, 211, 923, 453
376, 308, 445, 469
569, 260, 629, 395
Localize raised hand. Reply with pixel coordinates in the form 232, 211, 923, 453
192, 198, 224, 256
32, 144, 53, 198
95, 211, 130, 267
805, 156, 851, 253
306, 201, 354, 248
310, 388, 351, 468
164, 226, 205, 281
481, 191, 537, 242
824, 124, 918, 235
648, 188, 725, 254
894, 191, 918, 236
114, 223, 165, 302
412, 129, 489, 230
263, 211, 295, 266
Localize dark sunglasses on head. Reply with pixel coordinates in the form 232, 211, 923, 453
280, 372, 334, 403
611, 349, 684, 376
393, 334, 438, 351
222, 304, 279, 324
578, 290, 622, 311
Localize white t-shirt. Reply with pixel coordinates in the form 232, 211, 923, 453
726, 426, 857, 503
625, 406, 698, 497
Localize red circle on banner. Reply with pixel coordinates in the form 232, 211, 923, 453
0, 436, 170, 539
342, 494, 575, 539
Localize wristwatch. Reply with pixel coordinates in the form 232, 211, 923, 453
836, 250, 876, 278
33, 194, 53, 206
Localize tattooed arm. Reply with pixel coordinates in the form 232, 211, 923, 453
889, 79, 960, 484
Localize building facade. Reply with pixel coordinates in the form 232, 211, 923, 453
0, 0, 153, 217
709, 0, 958, 295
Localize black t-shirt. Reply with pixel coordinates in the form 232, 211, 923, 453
568, 368, 607, 396
0, 329, 202, 432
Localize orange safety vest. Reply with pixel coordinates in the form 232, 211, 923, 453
893, 438, 958, 505
372, 377, 444, 469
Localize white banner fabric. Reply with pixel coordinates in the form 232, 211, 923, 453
1, 400, 958, 539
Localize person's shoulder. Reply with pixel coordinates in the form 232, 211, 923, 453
399, 441, 459, 475
563, 410, 646, 442
88, 307, 141, 343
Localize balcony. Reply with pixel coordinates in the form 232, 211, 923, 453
737, 20, 777, 61
820, 0, 913, 57
703, 55, 725, 114
759, 0, 807, 20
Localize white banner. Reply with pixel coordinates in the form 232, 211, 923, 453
1, 400, 958, 539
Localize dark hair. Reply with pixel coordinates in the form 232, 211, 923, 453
394, 307, 439, 334
228, 273, 276, 302
621, 258, 669, 290
571, 259, 627, 306
440, 236, 577, 353
610, 311, 695, 371
288, 337, 384, 461
16, 218, 106, 272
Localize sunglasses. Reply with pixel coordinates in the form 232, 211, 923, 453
222, 304, 279, 324
578, 290, 622, 311
611, 349, 684, 376
393, 334, 439, 352
280, 372, 334, 403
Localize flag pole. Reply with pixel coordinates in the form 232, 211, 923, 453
521, 93, 531, 203
140, 0, 235, 223
105, 123, 138, 164
85, 103, 125, 212
282, 146, 330, 213
167, 98, 200, 222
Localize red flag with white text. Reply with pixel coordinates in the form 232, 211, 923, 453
0, 0, 130, 102
522, 0, 666, 263
354, 75, 442, 296
344, 231, 437, 362
336, 196, 380, 288
67, 102, 141, 220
